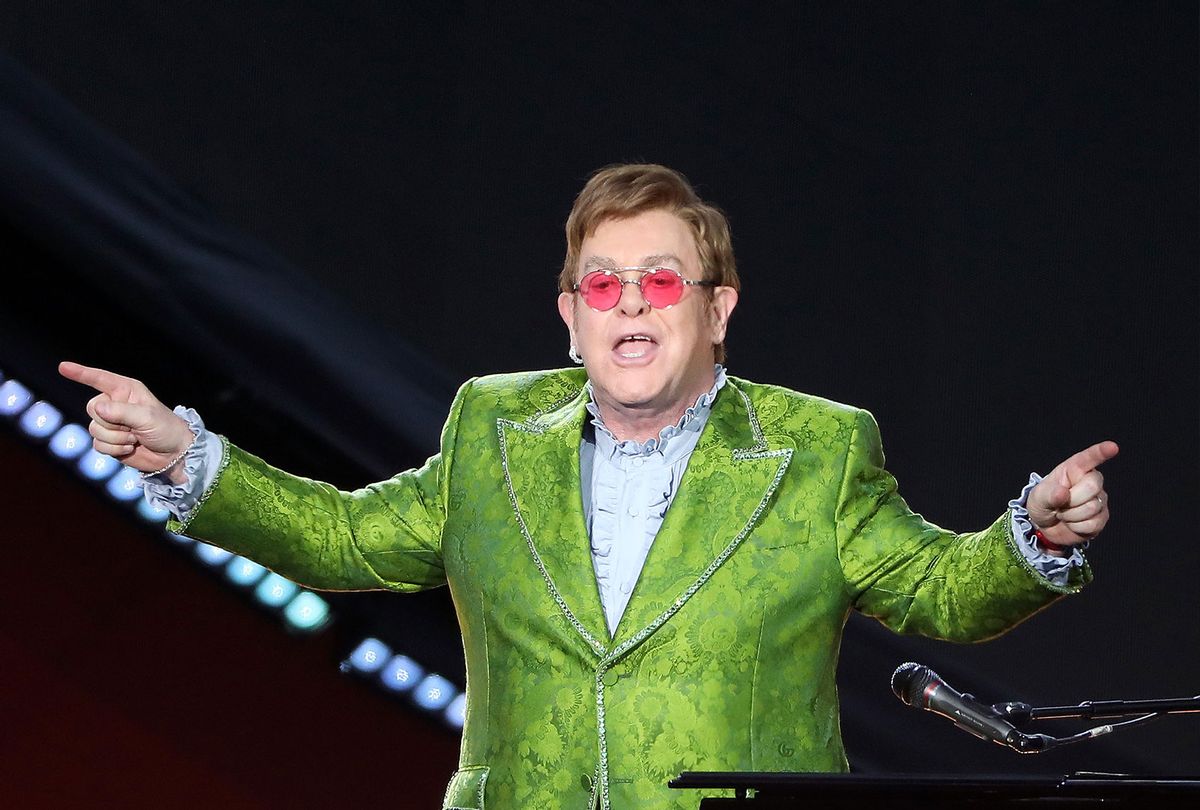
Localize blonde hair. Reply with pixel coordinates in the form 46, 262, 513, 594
560, 163, 740, 363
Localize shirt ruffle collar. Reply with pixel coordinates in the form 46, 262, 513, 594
585, 365, 727, 459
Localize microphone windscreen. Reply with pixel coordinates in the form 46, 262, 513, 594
891, 662, 938, 706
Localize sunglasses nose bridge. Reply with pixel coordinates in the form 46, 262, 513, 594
615, 274, 652, 313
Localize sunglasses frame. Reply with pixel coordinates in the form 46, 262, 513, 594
572, 266, 715, 311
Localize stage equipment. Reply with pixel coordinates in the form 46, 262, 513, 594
226, 556, 268, 587
380, 654, 425, 693
893, 662, 1200, 753
48, 422, 90, 459
670, 771, 1200, 808
18, 400, 61, 438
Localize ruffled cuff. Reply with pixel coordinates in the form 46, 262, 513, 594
1009, 472, 1086, 586
141, 406, 222, 523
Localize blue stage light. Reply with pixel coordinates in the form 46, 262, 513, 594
49, 423, 91, 460
166, 531, 195, 546
0, 379, 33, 417
345, 638, 392, 674
413, 674, 457, 712
445, 693, 467, 729
77, 448, 120, 481
225, 556, 267, 587
137, 497, 170, 523
194, 541, 234, 567
283, 591, 330, 632
255, 573, 299, 608
105, 467, 144, 502
19, 401, 62, 439
380, 655, 424, 693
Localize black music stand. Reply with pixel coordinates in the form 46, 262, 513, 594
669, 771, 1200, 808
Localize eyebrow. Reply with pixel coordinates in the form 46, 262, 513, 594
641, 254, 684, 268
582, 253, 685, 271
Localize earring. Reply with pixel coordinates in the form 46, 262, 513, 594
569, 345, 584, 365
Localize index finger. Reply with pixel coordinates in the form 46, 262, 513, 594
58, 361, 134, 395
1062, 440, 1120, 478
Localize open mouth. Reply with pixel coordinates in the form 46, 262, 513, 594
612, 334, 657, 359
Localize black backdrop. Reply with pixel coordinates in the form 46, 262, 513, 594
1, 1, 1196, 799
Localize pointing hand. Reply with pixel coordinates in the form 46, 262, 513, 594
58, 361, 194, 483
1026, 441, 1119, 552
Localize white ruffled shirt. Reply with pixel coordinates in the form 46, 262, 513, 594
580, 367, 727, 636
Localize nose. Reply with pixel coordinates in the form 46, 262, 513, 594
616, 277, 650, 317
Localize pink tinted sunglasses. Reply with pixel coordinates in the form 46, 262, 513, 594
573, 266, 714, 311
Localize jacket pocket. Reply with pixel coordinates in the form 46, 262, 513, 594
443, 765, 489, 809
755, 522, 812, 550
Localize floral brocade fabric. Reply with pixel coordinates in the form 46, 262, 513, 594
174, 369, 1089, 810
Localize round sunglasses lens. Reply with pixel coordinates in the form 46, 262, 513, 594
580, 272, 621, 310
641, 269, 684, 308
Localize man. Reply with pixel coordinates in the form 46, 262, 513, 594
61, 164, 1115, 810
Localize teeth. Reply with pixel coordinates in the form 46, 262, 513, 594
613, 335, 655, 356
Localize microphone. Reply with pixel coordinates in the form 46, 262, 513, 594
891, 662, 1050, 753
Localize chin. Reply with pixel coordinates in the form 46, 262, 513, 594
610, 383, 662, 409
592, 370, 664, 409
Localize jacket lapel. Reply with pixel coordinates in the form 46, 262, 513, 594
608, 381, 793, 655
498, 389, 610, 656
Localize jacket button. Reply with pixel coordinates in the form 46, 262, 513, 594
580, 773, 593, 790
602, 669, 619, 686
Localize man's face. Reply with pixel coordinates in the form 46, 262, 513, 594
557, 209, 737, 423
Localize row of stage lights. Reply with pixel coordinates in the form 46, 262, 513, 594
342, 637, 467, 729
0, 371, 331, 629
1, 368, 465, 731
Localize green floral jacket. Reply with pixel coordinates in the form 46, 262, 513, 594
174, 369, 1088, 810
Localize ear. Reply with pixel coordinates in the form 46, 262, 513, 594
708, 287, 738, 344
557, 292, 576, 342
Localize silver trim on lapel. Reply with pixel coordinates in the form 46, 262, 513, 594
497, 417, 609, 658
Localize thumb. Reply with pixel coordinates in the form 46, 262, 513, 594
1032, 473, 1071, 515
1046, 472, 1072, 509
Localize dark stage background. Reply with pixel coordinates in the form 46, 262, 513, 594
1, 3, 1196, 807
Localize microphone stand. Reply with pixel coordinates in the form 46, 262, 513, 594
991, 694, 1200, 751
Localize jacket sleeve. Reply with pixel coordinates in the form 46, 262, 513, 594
835, 408, 1090, 642
167, 379, 474, 593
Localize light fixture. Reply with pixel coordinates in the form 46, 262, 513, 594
254, 572, 299, 608
0, 379, 33, 417
18, 401, 62, 439
136, 497, 170, 523
445, 693, 467, 729
283, 591, 330, 632
225, 556, 267, 587
412, 674, 457, 712
379, 654, 425, 694
194, 541, 234, 567
77, 448, 120, 481
49, 423, 91, 460
105, 466, 144, 502
344, 637, 392, 675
